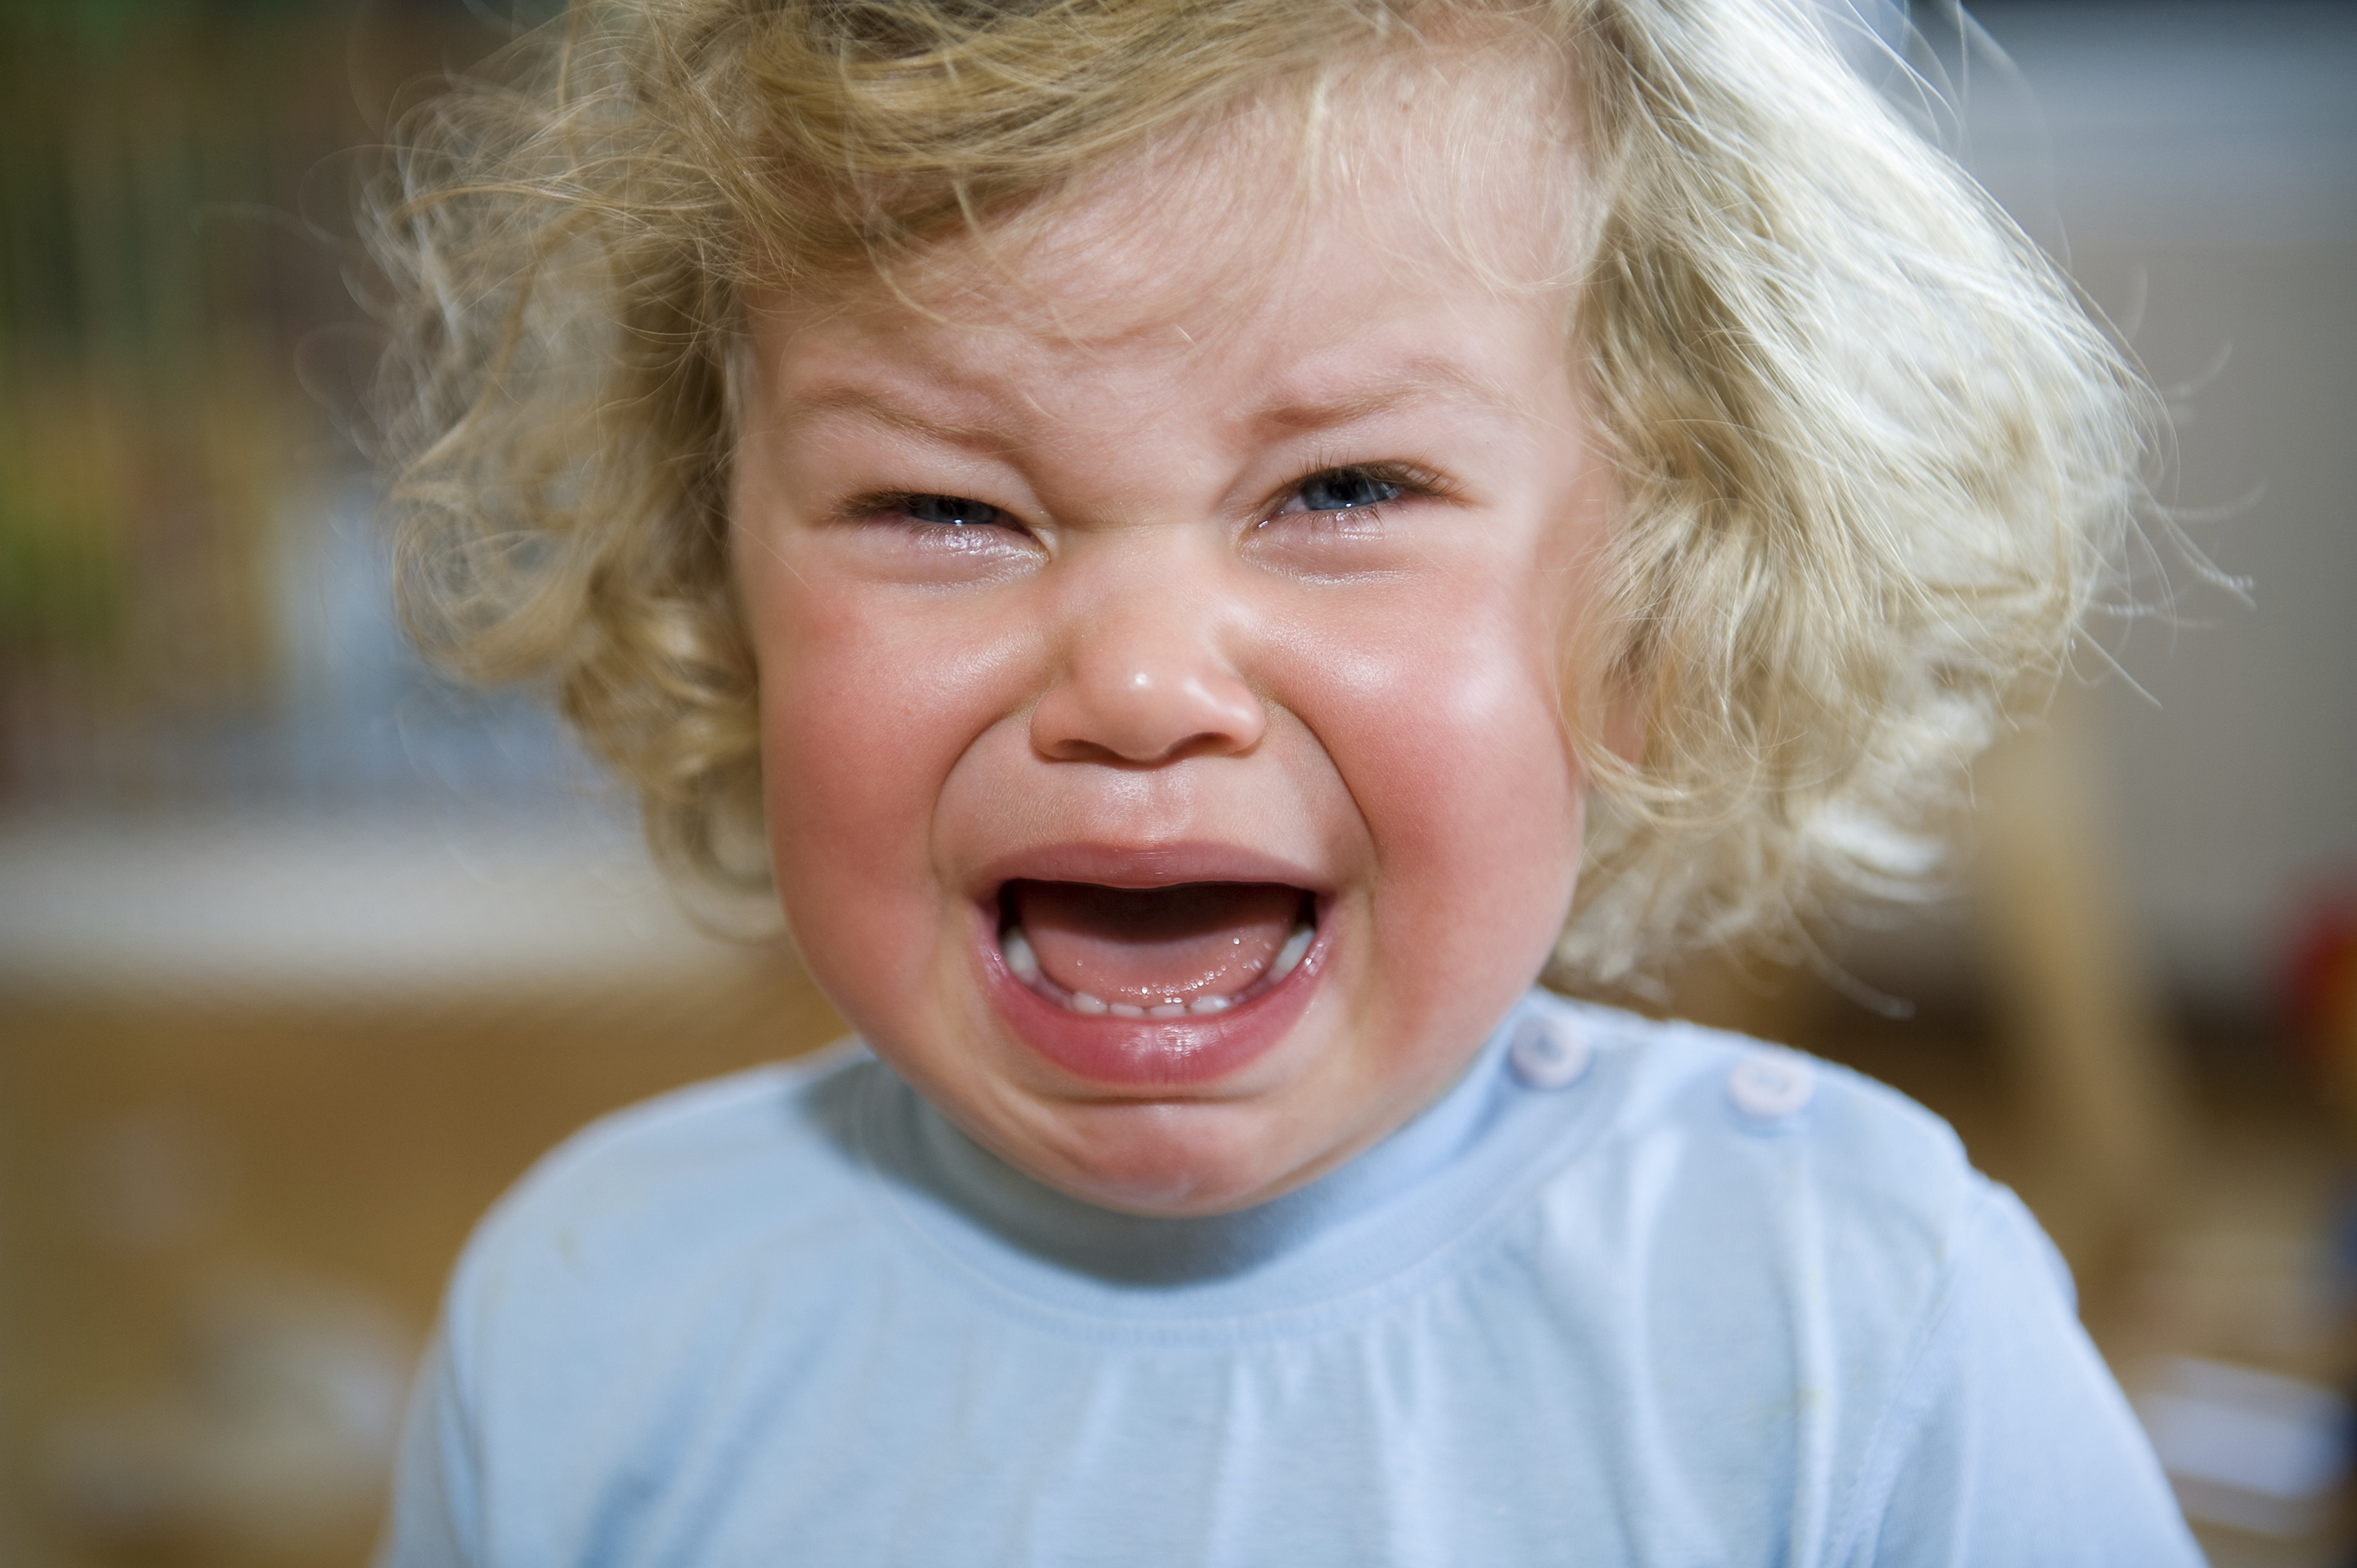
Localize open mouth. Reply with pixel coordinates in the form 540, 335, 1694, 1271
996, 880, 1316, 1018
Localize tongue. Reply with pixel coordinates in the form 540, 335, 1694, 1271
1010, 881, 1301, 1006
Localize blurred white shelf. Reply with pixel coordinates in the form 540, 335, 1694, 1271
0, 807, 760, 999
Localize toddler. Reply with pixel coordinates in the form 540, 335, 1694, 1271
372, 0, 2201, 1560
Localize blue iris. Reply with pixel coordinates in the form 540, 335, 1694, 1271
1296, 469, 1403, 512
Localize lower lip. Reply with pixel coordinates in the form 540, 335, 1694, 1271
978, 908, 1327, 1088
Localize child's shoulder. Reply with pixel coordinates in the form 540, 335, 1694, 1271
489, 1036, 874, 1209
1578, 999, 1974, 1180
1551, 997, 2047, 1304
438, 1041, 885, 1342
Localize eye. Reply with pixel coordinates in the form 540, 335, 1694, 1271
1282, 464, 1442, 526
895, 493, 1012, 530
1279, 467, 1408, 516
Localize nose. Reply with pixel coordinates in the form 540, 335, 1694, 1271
1030, 557, 1267, 766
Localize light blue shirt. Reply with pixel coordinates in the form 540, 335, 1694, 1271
383, 993, 2201, 1565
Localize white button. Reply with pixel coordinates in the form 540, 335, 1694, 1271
1727, 1051, 1815, 1122
1509, 1016, 1590, 1089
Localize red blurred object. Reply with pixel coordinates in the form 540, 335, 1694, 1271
2282, 882, 2357, 1077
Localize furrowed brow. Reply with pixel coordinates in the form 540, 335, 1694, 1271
1252, 360, 1521, 434
776, 386, 1011, 451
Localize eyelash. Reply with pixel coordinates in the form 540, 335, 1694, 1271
852, 463, 1444, 538
853, 493, 1012, 531
1262, 462, 1444, 526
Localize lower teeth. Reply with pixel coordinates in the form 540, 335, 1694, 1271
1267, 923, 1312, 983
1004, 927, 1043, 983
998, 918, 1313, 1018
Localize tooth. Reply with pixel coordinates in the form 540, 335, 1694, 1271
1147, 1003, 1187, 1018
1002, 926, 1040, 981
1109, 1003, 1146, 1018
1070, 992, 1109, 1016
1188, 995, 1232, 1015
1267, 924, 1312, 983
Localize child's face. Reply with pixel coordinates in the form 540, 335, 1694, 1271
734, 62, 1608, 1216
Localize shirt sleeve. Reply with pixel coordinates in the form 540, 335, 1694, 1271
376, 1330, 484, 1568
1834, 1184, 2205, 1566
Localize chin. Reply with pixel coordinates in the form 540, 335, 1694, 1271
1012, 1097, 1323, 1218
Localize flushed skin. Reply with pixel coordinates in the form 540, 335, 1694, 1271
382, 1, 2150, 993
732, 81, 1612, 1217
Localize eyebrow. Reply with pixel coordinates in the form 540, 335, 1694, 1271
773, 386, 1016, 451
1249, 358, 1526, 434
776, 355, 1523, 450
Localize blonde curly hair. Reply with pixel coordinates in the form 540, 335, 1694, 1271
368, 0, 2149, 986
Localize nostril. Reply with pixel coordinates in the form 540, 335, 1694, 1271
1031, 655, 1265, 765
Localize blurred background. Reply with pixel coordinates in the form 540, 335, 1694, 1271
0, 0, 2349, 1562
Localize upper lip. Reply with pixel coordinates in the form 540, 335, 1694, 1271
971, 840, 1332, 899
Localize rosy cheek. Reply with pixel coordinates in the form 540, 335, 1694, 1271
756, 576, 1037, 997
754, 587, 938, 988
1279, 581, 1579, 970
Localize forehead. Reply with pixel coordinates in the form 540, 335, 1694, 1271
750, 37, 1580, 363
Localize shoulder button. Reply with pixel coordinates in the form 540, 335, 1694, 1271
1727, 1050, 1815, 1123
1508, 1015, 1590, 1090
